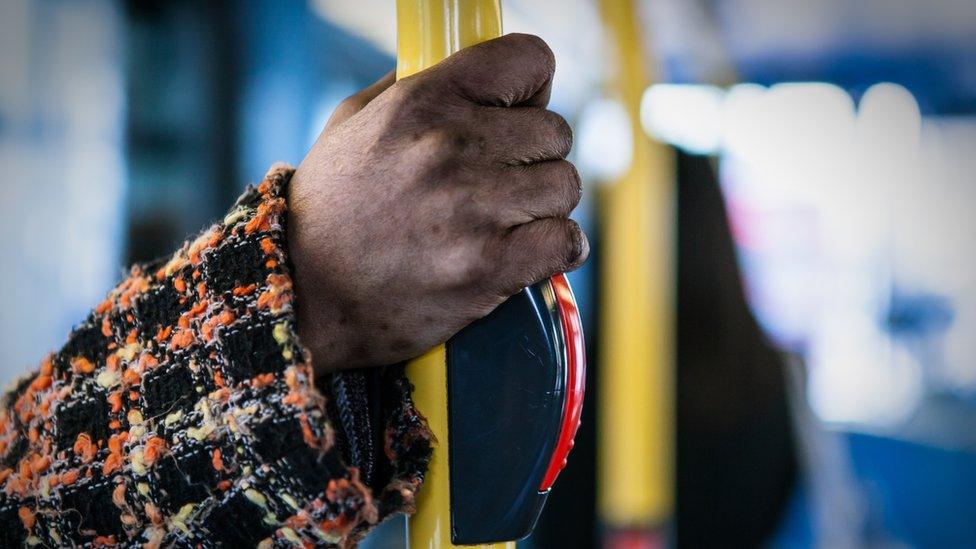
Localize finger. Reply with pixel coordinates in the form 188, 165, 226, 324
493, 160, 582, 227
430, 33, 555, 108
492, 218, 589, 295
324, 70, 396, 132
475, 107, 572, 165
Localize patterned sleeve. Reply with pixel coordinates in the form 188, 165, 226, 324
0, 164, 432, 548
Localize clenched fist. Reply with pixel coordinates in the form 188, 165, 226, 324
288, 33, 588, 373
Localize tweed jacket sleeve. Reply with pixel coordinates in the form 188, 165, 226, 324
0, 164, 432, 548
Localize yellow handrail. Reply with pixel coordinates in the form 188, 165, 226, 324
597, 0, 676, 539
397, 2, 511, 547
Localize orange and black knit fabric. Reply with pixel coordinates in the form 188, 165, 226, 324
0, 165, 432, 547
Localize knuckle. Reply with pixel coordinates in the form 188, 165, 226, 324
394, 75, 434, 106
530, 161, 581, 216
512, 33, 556, 77
426, 126, 471, 156
338, 93, 367, 114
329, 102, 356, 124
452, 185, 495, 226
546, 111, 573, 157
425, 126, 454, 151
560, 161, 583, 210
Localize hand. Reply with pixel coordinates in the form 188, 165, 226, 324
287, 33, 588, 373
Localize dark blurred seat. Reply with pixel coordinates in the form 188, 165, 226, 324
674, 151, 797, 548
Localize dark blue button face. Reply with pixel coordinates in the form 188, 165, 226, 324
447, 281, 566, 544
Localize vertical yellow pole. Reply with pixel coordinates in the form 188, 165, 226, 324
597, 0, 675, 541
396, 2, 511, 547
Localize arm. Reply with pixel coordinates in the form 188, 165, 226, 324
1, 33, 586, 547
1, 166, 430, 547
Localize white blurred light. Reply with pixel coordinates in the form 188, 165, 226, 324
808, 312, 923, 426
916, 119, 976, 395
857, 82, 922, 152
722, 83, 768, 159
855, 82, 922, 201
640, 84, 724, 154
768, 82, 856, 144
764, 82, 856, 167
638, 79, 934, 426
639, 82, 857, 186
743, 83, 856, 203
575, 98, 633, 182
857, 82, 924, 260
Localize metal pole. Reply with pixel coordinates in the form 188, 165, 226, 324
397, 2, 512, 547
597, 0, 676, 545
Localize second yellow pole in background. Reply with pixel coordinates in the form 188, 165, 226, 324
597, 0, 676, 543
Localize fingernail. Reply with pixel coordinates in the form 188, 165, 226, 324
569, 223, 588, 266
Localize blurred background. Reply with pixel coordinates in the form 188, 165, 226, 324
1, 0, 974, 547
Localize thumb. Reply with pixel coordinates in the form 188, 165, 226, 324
324, 70, 396, 133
